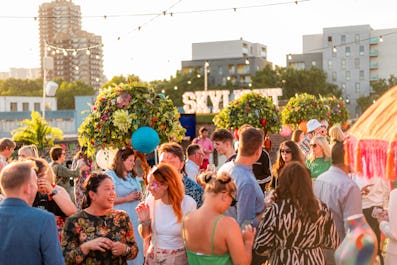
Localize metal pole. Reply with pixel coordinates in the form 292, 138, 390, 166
204, 61, 209, 91
42, 41, 47, 120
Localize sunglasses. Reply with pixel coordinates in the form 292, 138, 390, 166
223, 191, 237, 207
280, 149, 292, 154
310, 143, 317, 148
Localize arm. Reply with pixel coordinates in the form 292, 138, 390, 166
114, 191, 141, 205
136, 202, 152, 239
342, 183, 363, 221
52, 185, 77, 216
322, 203, 340, 249
41, 215, 65, 265
379, 189, 397, 240
56, 164, 81, 179
236, 183, 263, 227
111, 212, 138, 260
225, 218, 255, 265
253, 204, 277, 258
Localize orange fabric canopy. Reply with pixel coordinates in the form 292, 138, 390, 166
346, 85, 397, 180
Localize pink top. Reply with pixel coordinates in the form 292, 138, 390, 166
192, 137, 214, 160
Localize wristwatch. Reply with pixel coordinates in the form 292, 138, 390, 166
49, 189, 58, 198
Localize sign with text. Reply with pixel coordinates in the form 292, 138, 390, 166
182, 88, 282, 114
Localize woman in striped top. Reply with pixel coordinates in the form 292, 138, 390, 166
253, 161, 339, 265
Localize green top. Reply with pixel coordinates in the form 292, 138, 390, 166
306, 157, 331, 179
182, 214, 232, 265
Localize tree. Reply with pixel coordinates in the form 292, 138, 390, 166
56, 80, 96, 110
102, 74, 148, 88
11, 111, 64, 154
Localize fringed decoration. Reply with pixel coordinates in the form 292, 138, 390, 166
355, 140, 362, 176
386, 147, 394, 180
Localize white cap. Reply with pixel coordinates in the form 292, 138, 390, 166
320, 120, 329, 129
306, 119, 322, 133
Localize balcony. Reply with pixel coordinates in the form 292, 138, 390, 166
369, 37, 379, 44
369, 62, 378, 69
369, 49, 379, 57
370, 74, 379, 81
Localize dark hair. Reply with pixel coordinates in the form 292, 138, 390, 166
186, 144, 201, 157
331, 141, 345, 165
199, 127, 208, 134
275, 161, 320, 222
291, 129, 304, 143
211, 129, 233, 143
50, 147, 63, 161
110, 147, 136, 180
272, 140, 305, 178
82, 172, 111, 209
0, 138, 16, 151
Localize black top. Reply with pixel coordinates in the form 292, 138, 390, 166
33, 192, 67, 218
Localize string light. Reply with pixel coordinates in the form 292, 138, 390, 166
379, 35, 384, 42
44, 40, 103, 56
332, 45, 337, 53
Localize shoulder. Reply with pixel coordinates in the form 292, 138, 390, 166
182, 195, 197, 210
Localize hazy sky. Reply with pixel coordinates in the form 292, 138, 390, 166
0, 0, 396, 82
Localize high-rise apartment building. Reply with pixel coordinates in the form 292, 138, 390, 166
182, 39, 268, 88
39, 0, 104, 90
287, 24, 397, 118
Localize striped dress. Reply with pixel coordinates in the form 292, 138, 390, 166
254, 199, 339, 265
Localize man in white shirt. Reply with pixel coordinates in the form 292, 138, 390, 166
0, 138, 16, 173
184, 144, 204, 183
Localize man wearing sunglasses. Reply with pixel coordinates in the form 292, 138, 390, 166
299, 119, 323, 159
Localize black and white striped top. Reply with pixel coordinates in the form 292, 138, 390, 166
253, 198, 339, 265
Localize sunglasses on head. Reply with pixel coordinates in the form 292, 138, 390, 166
280, 149, 292, 154
310, 143, 317, 148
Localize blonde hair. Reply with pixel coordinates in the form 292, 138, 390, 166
18, 145, 39, 160
199, 171, 236, 196
28, 157, 56, 184
329, 125, 345, 144
308, 136, 331, 162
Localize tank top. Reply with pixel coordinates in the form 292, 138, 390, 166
182, 214, 233, 265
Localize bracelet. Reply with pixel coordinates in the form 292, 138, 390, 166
139, 219, 151, 226
124, 245, 130, 256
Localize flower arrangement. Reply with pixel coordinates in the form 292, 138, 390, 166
78, 84, 185, 157
320, 95, 350, 126
213, 92, 281, 133
281, 93, 328, 126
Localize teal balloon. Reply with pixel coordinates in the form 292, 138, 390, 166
131, 126, 160, 153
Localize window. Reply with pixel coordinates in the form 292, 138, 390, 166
228, 65, 236, 74
218, 66, 223, 75
328, 36, 333, 42
355, 82, 360, 93
341, 35, 346, 43
22, 102, 29, 111
354, 58, 360, 69
359, 70, 365, 80
346, 71, 351, 81
332, 72, 337, 81
311, 61, 316, 66
345, 47, 351, 57
10, 102, 17, 112
359, 45, 365, 56
341, 59, 346, 70
328, 60, 333, 70
355, 34, 360, 43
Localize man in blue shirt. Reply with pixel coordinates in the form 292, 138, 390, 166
218, 127, 265, 228
0, 161, 65, 265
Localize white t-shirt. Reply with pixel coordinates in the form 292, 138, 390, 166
147, 194, 196, 249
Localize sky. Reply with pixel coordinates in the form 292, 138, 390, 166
0, 0, 396, 82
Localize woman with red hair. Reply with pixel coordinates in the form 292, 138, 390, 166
136, 163, 197, 265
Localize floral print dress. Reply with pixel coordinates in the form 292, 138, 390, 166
62, 209, 138, 265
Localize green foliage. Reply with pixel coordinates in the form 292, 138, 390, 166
281, 93, 349, 126
319, 96, 350, 126
56, 80, 96, 110
78, 84, 186, 157
0, 78, 42, 96
11, 111, 64, 152
213, 92, 281, 133
281, 93, 327, 125
102, 74, 149, 88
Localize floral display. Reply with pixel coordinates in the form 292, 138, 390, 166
213, 92, 281, 133
320, 95, 350, 126
78, 84, 185, 157
281, 93, 328, 126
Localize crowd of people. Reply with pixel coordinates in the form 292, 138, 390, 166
0, 119, 396, 265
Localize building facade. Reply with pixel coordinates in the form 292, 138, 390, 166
181, 39, 268, 88
0, 96, 57, 112
287, 25, 397, 118
39, 0, 104, 90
